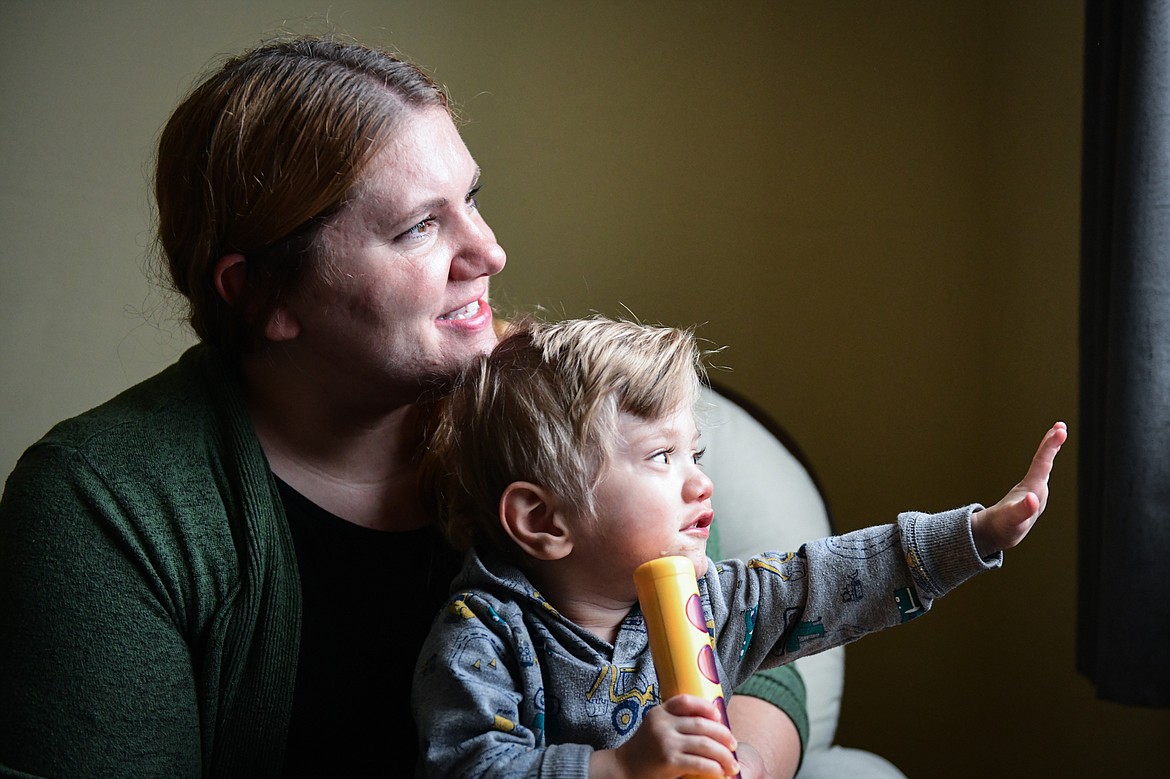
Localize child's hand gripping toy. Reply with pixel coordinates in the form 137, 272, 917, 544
635, 556, 741, 779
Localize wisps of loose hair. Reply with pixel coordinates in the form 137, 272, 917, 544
419, 316, 709, 557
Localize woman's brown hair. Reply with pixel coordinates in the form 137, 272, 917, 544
155, 35, 449, 353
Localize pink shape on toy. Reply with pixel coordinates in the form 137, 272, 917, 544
685, 593, 705, 633
698, 643, 720, 685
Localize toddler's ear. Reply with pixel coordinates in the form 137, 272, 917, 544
500, 482, 573, 561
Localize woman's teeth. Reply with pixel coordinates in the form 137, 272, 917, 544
439, 300, 481, 321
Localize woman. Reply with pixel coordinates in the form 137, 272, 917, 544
0, 35, 805, 777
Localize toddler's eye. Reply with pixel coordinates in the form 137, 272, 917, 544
651, 448, 673, 465
692, 447, 707, 466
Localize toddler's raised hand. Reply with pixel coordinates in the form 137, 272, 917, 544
971, 422, 1067, 557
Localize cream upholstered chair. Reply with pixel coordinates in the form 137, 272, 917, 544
698, 384, 905, 778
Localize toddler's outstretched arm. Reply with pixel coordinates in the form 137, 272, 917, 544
971, 422, 1068, 557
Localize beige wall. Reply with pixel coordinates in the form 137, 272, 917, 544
2, 1, 1166, 775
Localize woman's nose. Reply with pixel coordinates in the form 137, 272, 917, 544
451, 213, 507, 280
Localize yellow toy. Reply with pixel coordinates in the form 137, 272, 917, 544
635, 556, 741, 779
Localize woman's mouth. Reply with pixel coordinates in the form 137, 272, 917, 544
438, 299, 482, 321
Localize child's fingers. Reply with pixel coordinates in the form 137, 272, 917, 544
975, 425, 1066, 555
1035, 423, 1067, 463
661, 694, 721, 721
1012, 491, 1041, 525
1022, 423, 1067, 487
660, 695, 738, 750
1042, 422, 1068, 456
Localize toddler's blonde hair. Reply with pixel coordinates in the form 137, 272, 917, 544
420, 316, 707, 557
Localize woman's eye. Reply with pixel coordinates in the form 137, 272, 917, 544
401, 217, 436, 240
466, 185, 482, 211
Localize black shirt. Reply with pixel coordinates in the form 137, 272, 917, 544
276, 477, 463, 776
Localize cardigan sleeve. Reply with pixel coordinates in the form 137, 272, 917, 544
0, 442, 204, 778
0, 346, 300, 778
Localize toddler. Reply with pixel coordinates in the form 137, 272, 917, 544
412, 316, 1066, 778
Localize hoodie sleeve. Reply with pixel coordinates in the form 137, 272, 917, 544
709, 505, 997, 685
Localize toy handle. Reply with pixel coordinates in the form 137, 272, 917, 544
635, 556, 741, 779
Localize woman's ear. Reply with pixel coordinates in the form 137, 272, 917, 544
213, 253, 247, 305
500, 482, 573, 561
213, 253, 300, 342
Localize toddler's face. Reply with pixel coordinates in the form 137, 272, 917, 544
573, 405, 715, 595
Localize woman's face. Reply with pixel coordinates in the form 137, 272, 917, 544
277, 107, 507, 406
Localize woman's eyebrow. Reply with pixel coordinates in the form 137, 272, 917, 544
380, 167, 483, 226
